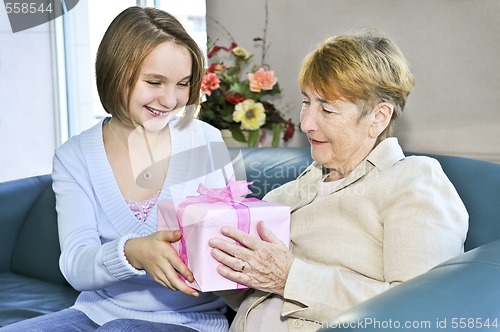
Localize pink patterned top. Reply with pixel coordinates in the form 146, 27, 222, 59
124, 191, 161, 223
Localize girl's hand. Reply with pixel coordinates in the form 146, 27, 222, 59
209, 221, 294, 296
124, 230, 199, 297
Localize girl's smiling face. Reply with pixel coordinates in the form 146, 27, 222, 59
128, 41, 192, 132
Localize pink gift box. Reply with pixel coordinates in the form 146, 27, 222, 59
157, 196, 290, 292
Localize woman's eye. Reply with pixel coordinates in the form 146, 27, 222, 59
301, 100, 310, 106
178, 81, 190, 88
146, 81, 161, 86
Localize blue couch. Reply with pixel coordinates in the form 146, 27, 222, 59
1, 147, 499, 330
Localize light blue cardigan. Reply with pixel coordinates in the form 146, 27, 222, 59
52, 117, 233, 331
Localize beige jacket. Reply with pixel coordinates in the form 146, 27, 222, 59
220, 138, 468, 331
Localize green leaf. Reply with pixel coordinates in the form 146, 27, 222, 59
247, 129, 260, 147
271, 123, 283, 147
231, 82, 245, 94
229, 125, 246, 142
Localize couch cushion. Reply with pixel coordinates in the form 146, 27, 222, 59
0, 272, 79, 327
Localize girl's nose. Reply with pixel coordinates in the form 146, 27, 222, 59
158, 87, 177, 110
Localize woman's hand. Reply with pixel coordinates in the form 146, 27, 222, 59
209, 221, 294, 296
124, 230, 199, 297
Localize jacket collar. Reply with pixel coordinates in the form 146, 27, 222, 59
293, 137, 405, 211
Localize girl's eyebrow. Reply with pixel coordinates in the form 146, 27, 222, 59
143, 73, 167, 80
143, 73, 192, 81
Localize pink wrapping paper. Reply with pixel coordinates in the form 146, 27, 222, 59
157, 183, 290, 292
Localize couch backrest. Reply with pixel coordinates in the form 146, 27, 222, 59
0, 175, 68, 285
0, 175, 52, 272
229, 147, 313, 199
11, 181, 68, 285
420, 153, 500, 251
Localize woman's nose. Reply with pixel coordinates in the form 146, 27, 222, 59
299, 107, 317, 133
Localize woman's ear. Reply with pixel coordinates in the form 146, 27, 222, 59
369, 102, 394, 138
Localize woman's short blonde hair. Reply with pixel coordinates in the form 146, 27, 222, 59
299, 30, 415, 139
95, 6, 205, 128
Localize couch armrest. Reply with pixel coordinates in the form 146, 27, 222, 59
0, 175, 52, 272
319, 238, 500, 331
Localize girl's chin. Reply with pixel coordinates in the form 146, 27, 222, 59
138, 117, 171, 132
142, 110, 180, 127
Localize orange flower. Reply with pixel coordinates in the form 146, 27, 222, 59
201, 73, 220, 96
247, 68, 278, 92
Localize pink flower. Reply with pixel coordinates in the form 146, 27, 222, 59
247, 68, 278, 92
201, 73, 220, 96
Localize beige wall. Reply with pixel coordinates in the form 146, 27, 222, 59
207, 0, 500, 162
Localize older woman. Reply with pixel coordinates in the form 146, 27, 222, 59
209, 30, 468, 331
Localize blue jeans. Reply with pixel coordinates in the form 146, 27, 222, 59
0, 309, 198, 331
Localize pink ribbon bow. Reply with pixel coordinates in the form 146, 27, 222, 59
196, 180, 253, 203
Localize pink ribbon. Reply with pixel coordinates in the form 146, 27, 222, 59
176, 179, 258, 289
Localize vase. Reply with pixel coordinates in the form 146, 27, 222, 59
220, 129, 248, 148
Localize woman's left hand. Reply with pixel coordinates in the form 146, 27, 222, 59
209, 221, 294, 296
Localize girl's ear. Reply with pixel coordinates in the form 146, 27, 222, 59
369, 102, 394, 138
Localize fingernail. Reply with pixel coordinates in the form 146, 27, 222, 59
192, 291, 199, 297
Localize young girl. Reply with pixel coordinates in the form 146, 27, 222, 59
1, 6, 231, 332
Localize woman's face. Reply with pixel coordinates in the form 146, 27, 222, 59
128, 41, 192, 132
300, 87, 377, 179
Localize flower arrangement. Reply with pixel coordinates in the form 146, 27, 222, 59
198, 39, 295, 147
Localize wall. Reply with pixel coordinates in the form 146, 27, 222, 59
206, 0, 500, 162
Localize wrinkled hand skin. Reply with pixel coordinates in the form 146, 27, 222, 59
209, 221, 294, 296
124, 230, 200, 297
